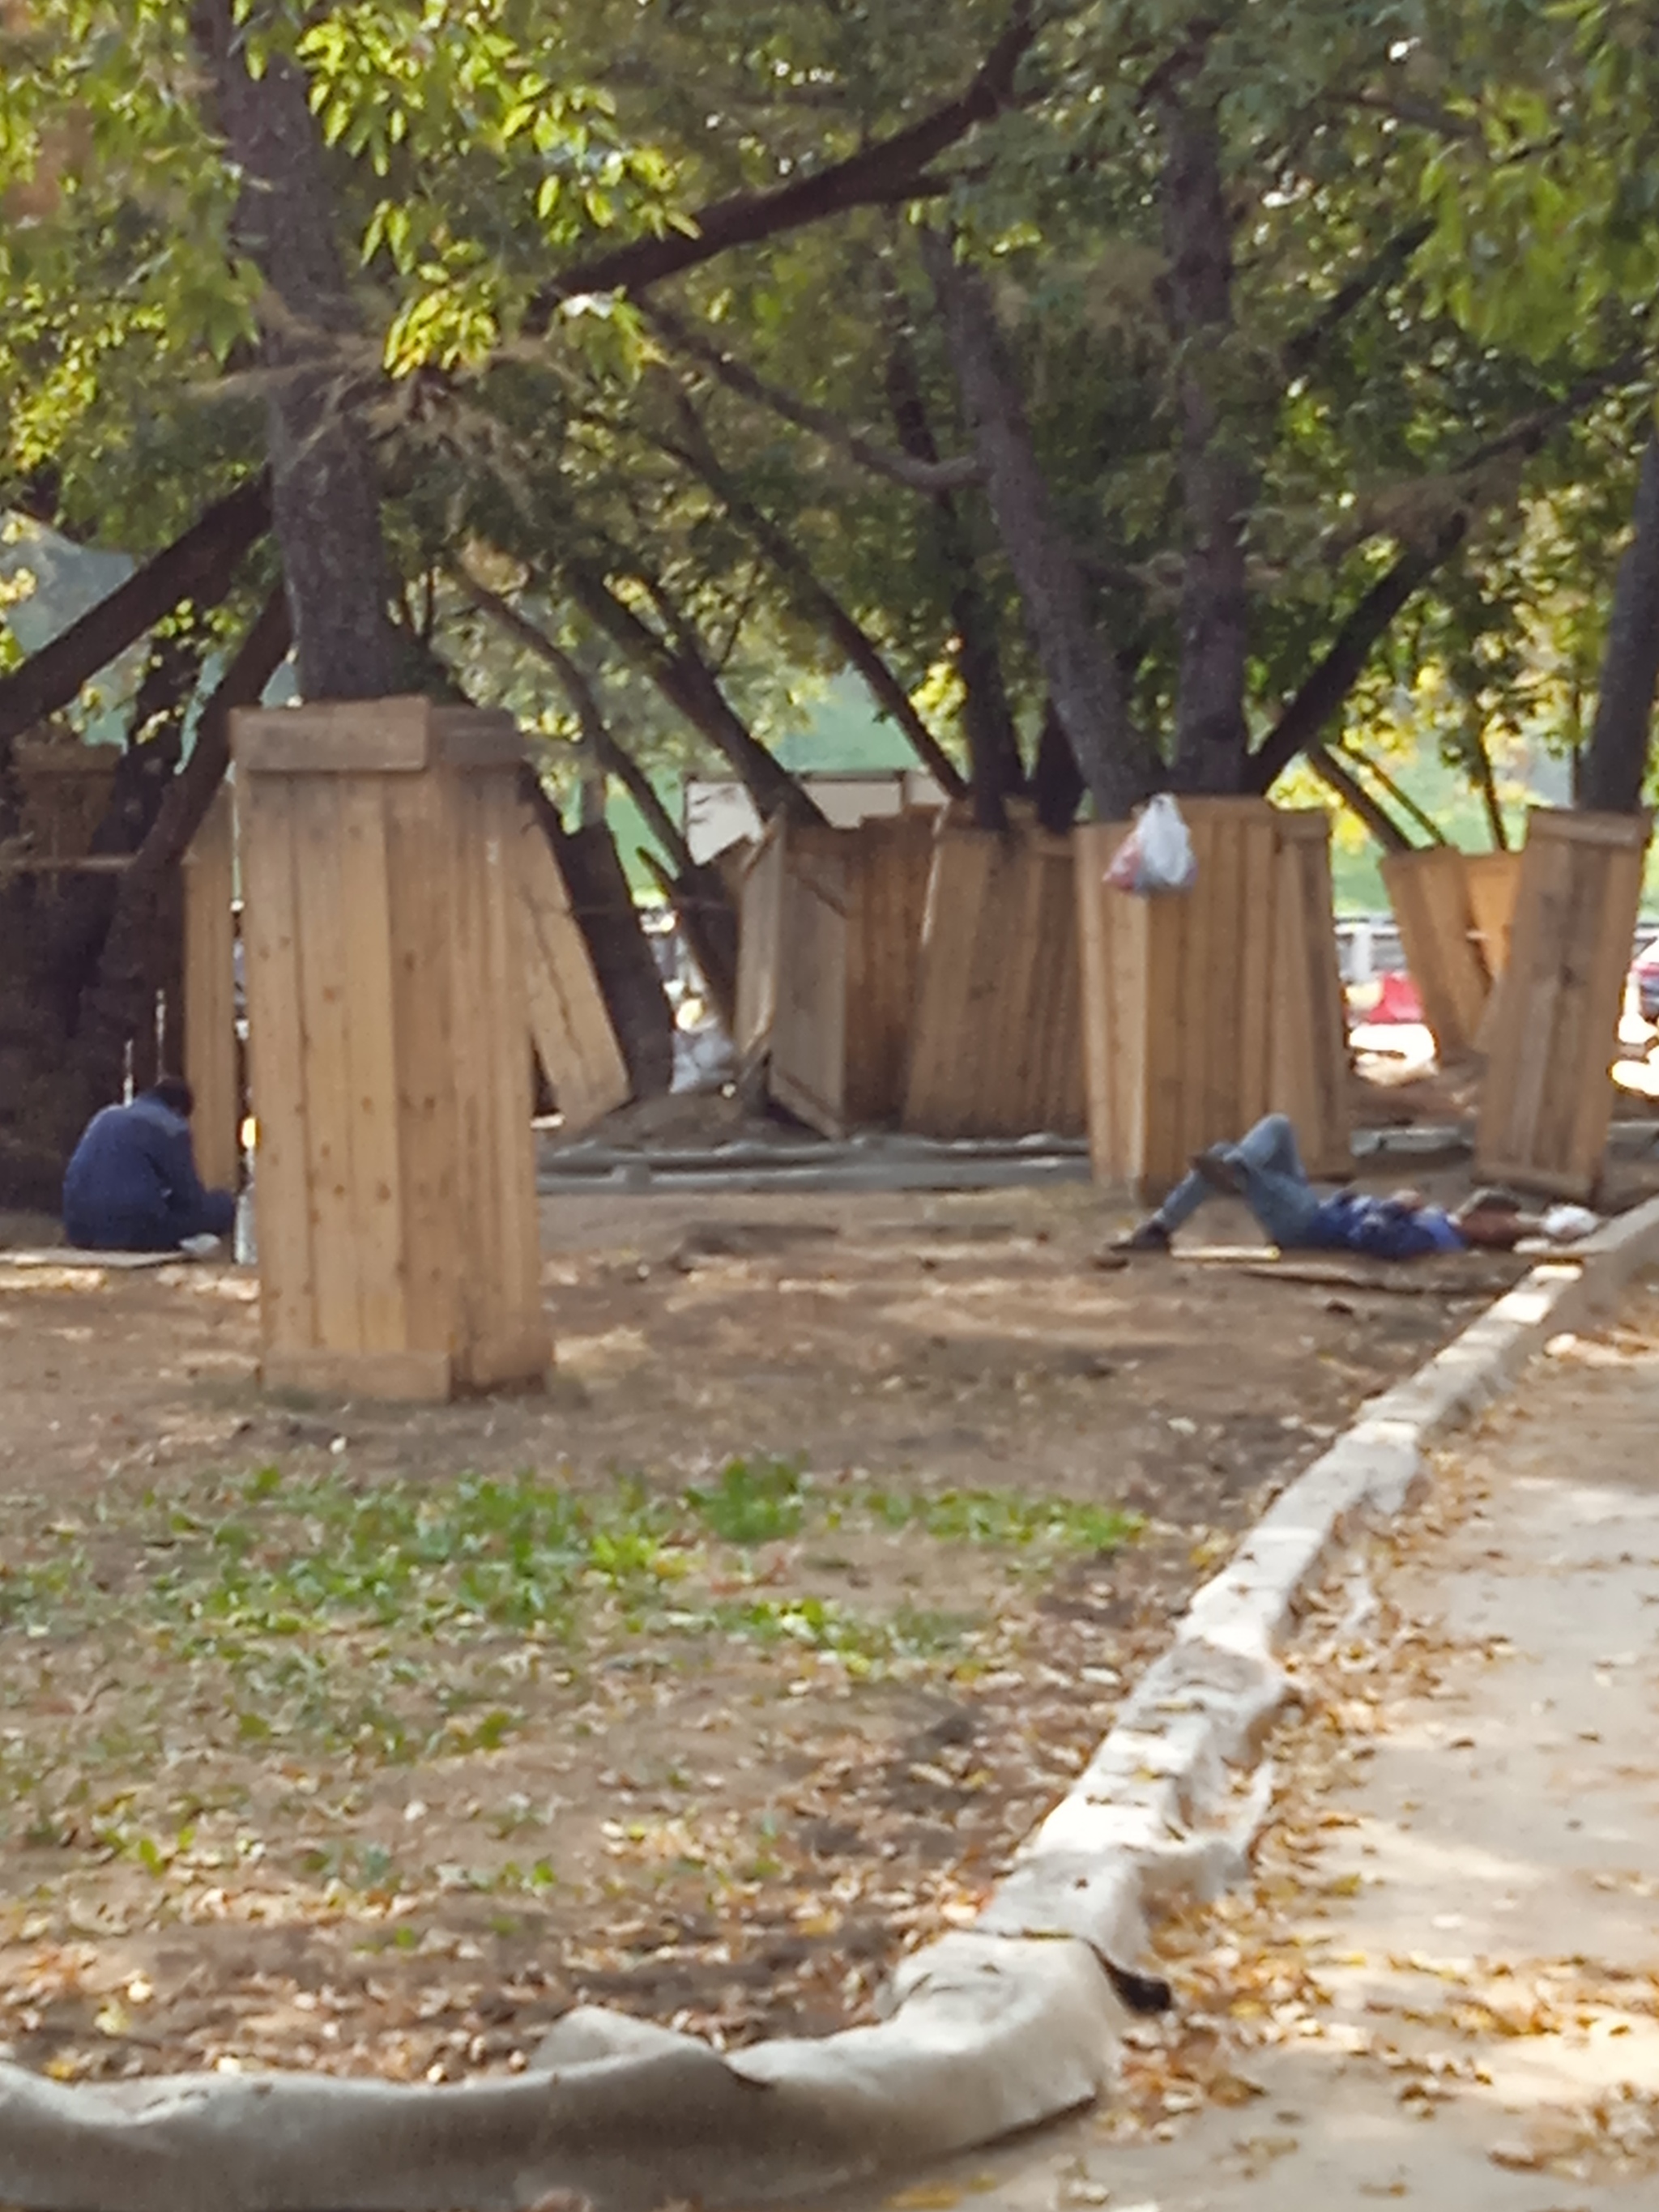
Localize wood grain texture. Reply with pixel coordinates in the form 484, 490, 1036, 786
516, 809, 629, 1137
1380, 846, 1490, 1058
181, 785, 240, 1191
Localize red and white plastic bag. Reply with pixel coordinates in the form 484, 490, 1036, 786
1103, 793, 1196, 895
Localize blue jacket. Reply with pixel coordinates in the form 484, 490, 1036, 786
62, 1095, 234, 1251
1305, 1191, 1467, 1261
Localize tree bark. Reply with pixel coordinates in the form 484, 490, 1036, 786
1159, 92, 1251, 793
1031, 702, 1085, 833
190, 0, 403, 700
885, 334, 1025, 829
920, 229, 1152, 819
1581, 430, 1659, 814
0, 475, 271, 759
71, 586, 293, 1112
564, 563, 822, 825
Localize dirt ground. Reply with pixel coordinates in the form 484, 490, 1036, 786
0, 1175, 1525, 2087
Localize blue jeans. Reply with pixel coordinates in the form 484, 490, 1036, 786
1154, 1114, 1325, 1247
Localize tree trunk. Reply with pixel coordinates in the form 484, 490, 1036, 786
519, 769, 675, 1103
1159, 93, 1251, 794
0, 475, 271, 761
71, 589, 293, 1112
190, 1, 402, 700
919, 229, 1153, 819
1307, 744, 1412, 853
1031, 702, 1086, 833
1581, 430, 1659, 813
885, 335, 1025, 828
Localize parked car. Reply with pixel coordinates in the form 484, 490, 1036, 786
1631, 934, 1659, 1025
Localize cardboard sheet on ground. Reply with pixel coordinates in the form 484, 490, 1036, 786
0, 1942, 1121, 2212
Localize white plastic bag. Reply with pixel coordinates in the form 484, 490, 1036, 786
1103, 793, 1196, 895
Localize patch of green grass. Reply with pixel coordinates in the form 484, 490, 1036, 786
684, 1457, 805, 1545
859, 1485, 1142, 1554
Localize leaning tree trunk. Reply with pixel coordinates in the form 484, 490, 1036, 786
190, 1, 402, 699
919, 228, 1153, 820
1159, 91, 1252, 795
1581, 430, 1659, 814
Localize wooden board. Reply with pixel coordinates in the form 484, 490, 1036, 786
1475, 808, 1652, 1200
1269, 810, 1351, 1178
734, 820, 786, 1081
770, 829, 850, 1139
181, 785, 240, 1192
1464, 850, 1524, 981
1380, 846, 1489, 1058
902, 820, 1085, 1141
843, 812, 936, 1127
514, 809, 629, 1137
1077, 800, 1346, 1197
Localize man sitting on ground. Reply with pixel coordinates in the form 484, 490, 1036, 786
1116, 1112, 1537, 1259
62, 1078, 236, 1254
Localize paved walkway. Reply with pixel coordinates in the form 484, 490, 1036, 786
857, 1279, 1659, 2210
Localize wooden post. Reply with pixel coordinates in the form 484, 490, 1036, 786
181, 784, 240, 1192
235, 699, 549, 1402
1076, 800, 1350, 1198
1379, 846, 1489, 1059
1474, 808, 1652, 1200
515, 809, 629, 1136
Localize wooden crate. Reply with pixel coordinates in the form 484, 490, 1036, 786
735, 812, 934, 1137
1380, 846, 1490, 1058
1076, 799, 1349, 1198
1474, 808, 1652, 1200
235, 699, 549, 1403
901, 816, 1085, 1141
181, 785, 240, 1193
514, 808, 629, 1137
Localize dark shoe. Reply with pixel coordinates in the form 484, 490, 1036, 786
1112, 1218, 1171, 1255
1191, 1146, 1245, 1196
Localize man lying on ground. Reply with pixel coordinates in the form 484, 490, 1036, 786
62, 1077, 236, 1254
1115, 1111, 1540, 1259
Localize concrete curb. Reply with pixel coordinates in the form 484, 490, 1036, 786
3, 1205, 1658, 2212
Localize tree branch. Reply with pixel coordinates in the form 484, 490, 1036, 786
658, 395, 970, 799
645, 305, 982, 493
453, 570, 697, 874
1305, 741, 1413, 852
523, 4, 1034, 326
0, 475, 271, 757
1282, 218, 1434, 378
1246, 516, 1469, 792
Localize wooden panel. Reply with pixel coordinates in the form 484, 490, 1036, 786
335, 780, 408, 1357
735, 820, 786, 1076
902, 822, 1085, 1140
1475, 808, 1652, 1200
515, 809, 629, 1137
289, 776, 369, 1357
237, 774, 316, 1365
385, 769, 459, 1364
1077, 799, 1335, 1198
182, 785, 240, 1192
843, 813, 935, 1127
432, 712, 522, 773
770, 829, 850, 1139
1380, 846, 1489, 1058
236, 697, 433, 775
1269, 811, 1350, 1178
1464, 850, 1523, 981
262, 1349, 453, 1404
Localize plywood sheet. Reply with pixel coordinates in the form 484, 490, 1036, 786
515, 810, 629, 1138
1380, 846, 1489, 1058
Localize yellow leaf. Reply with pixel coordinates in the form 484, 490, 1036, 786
1210, 2070, 1268, 2106
887, 2189, 962, 2210
93, 2000, 130, 2038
